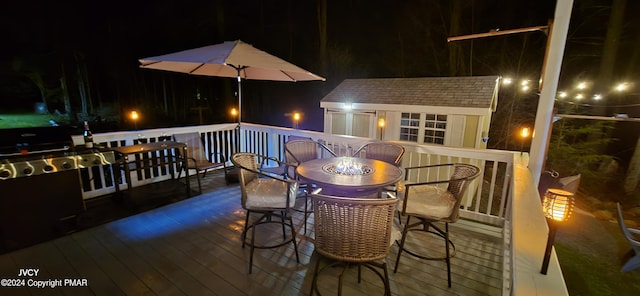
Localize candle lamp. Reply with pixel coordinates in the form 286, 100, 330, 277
230, 107, 238, 122
519, 127, 531, 154
130, 110, 140, 130
540, 188, 575, 274
378, 118, 386, 140
293, 112, 301, 129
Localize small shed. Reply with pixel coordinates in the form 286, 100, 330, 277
320, 76, 500, 148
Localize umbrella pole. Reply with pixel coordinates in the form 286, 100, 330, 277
237, 74, 242, 124
235, 70, 242, 155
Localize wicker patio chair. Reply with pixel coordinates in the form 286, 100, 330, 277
352, 142, 405, 197
352, 142, 405, 166
285, 139, 337, 167
284, 139, 337, 233
393, 163, 480, 288
231, 152, 300, 274
259, 135, 313, 178
310, 189, 399, 295
616, 202, 640, 272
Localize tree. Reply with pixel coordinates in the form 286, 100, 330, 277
11, 57, 50, 113
596, 0, 626, 94
74, 52, 92, 117
448, 0, 469, 76
546, 119, 617, 194
59, 74, 71, 115
316, 0, 327, 76
625, 136, 640, 199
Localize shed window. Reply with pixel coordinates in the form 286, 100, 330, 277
424, 114, 447, 144
399, 112, 447, 145
400, 113, 420, 142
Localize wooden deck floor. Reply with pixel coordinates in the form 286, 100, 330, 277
0, 171, 503, 295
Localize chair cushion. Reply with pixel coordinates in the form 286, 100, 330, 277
398, 184, 456, 220
244, 178, 294, 209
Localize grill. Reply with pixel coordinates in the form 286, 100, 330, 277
0, 126, 115, 253
0, 126, 114, 179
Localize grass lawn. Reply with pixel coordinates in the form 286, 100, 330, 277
0, 113, 71, 129
556, 242, 640, 295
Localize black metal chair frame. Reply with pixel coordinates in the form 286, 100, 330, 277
173, 132, 229, 192
393, 163, 480, 288
284, 139, 337, 234
231, 152, 300, 274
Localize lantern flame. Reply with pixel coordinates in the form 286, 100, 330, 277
542, 188, 575, 222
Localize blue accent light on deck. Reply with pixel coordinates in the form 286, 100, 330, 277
107, 195, 213, 241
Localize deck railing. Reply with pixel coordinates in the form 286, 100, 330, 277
237, 123, 514, 227
74, 122, 567, 296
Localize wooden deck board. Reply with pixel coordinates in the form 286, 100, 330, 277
52, 235, 126, 295
69, 230, 152, 295
0, 171, 503, 295
90, 226, 179, 295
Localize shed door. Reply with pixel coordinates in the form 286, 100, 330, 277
327, 110, 374, 137
330, 112, 347, 135
446, 115, 466, 147
352, 113, 372, 137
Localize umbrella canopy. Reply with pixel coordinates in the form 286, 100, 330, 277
139, 40, 325, 123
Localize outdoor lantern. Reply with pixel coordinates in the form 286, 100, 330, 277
230, 107, 240, 125
519, 127, 531, 154
378, 118, 385, 140
293, 112, 301, 129
130, 110, 140, 130
520, 127, 530, 139
542, 188, 575, 222
540, 188, 575, 274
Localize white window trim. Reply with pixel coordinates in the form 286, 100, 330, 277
400, 112, 422, 142
423, 113, 447, 145
400, 112, 450, 145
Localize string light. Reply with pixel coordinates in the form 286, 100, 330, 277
501, 76, 635, 103
576, 81, 588, 90
556, 101, 640, 108
615, 82, 630, 92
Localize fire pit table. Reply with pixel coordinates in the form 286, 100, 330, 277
295, 156, 402, 197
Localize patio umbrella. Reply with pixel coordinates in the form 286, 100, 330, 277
139, 40, 326, 123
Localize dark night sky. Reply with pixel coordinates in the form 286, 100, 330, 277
1, 0, 638, 131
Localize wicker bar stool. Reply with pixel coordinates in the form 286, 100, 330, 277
393, 163, 480, 287
285, 139, 337, 233
309, 189, 399, 295
352, 142, 405, 166
352, 141, 405, 198
231, 152, 300, 274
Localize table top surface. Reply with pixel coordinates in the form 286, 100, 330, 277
295, 156, 402, 195
111, 141, 185, 155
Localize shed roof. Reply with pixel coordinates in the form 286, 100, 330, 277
320, 76, 500, 109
